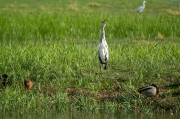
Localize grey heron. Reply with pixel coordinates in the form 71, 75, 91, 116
136, 1, 146, 13
98, 19, 109, 70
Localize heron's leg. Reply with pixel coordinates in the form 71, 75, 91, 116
105, 63, 108, 73
100, 63, 102, 72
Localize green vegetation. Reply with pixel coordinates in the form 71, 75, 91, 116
1, 13, 180, 40
0, 0, 180, 115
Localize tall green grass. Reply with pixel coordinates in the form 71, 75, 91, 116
0, 13, 180, 40
0, 38, 179, 113
1, 39, 180, 83
0, 0, 180, 114
0, 0, 179, 14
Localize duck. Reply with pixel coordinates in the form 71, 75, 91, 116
138, 84, 159, 96
0, 74, 10, 87
24, 78, 34, 90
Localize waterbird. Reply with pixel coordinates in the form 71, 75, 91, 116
138, 84, 159, 96
0, 74, 9, 87
98, 19, 109, 70
136, 1, 146, 13
24, 78, 34, 90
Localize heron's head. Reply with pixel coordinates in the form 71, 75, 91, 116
151, 84, 157, 87
102, 19, 106, 27
143, 1, 146, 4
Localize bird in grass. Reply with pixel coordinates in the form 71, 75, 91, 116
136, 1, 146, 13
98, 19, 109, 70
0, 74, 10, 87
138, 84, 159, 96
24, 78, 34, 90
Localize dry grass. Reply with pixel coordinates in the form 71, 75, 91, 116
88, 3, 109, 8
40, 5, 47, 11
164, 9, 180, 15
63, 87, 120, 101
156, 32, 164, 40
68, 2, 79, 11
88, 3, 101, 7
132, 39, 157, 45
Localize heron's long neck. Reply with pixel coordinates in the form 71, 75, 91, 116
100, 25, 105, 42
143, 3, 145, 7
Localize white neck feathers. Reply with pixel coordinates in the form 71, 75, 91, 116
100, 24, 105, 42
143, 2, 146, 7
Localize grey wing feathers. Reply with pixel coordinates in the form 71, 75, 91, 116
138, 86, 156, 96
98, 46, 109, 64
138, 87, 152, 93
136, 6, 144, 12
98, 43, 109, 69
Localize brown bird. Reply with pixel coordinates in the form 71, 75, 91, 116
24, 78, 34, 90
0, 74, 9, 87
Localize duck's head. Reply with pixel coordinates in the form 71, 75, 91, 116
25, 78, 31, 83
2, 74, 8, 79
151, 84, 159, 94
151, 84, 157, 87
1, 74, 9, 86
2, 74, 8, 83
25, 78, 31, 86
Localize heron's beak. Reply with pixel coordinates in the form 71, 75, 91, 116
103, 19, 106, 24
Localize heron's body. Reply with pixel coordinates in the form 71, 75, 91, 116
138, 84, 159, 96
24, 78, 34, 90
136, 1, 146, 12
98, 19, 109, 70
